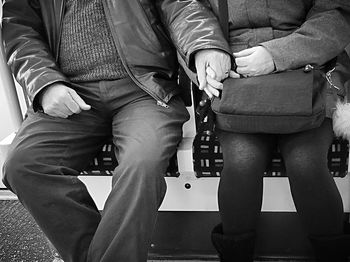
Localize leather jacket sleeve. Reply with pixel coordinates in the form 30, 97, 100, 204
2, 0, 69, 108
260, 0, 350, 71
156, 0, 231, 71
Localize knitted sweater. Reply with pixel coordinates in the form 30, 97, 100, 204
59, 0, 128, 82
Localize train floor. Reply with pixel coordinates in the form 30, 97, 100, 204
0, 199, 327, 262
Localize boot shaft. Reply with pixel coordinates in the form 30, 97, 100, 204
309, 234, 350, 262
211, 224, 256, 262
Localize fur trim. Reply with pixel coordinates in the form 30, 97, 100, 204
333, 101, 350, 140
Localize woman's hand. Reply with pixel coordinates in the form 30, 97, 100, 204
233, 46, 275, 77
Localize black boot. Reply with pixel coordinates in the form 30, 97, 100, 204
211, 224, 255, 262
309, 234, 350, 262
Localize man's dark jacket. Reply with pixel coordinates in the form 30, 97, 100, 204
2, 0, 230, 107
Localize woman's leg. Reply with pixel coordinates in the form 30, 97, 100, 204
279, 119, 348, 261
217, 131, 275, 235
212, 130, 275, 261
279, 119, 344, 236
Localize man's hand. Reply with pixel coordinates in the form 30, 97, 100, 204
195, 49, 231, 98
233, 46, 275, 77
39, 83, 91, 118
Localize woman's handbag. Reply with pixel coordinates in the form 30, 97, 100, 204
210, 65, 328, 134
194, 0, 341, 134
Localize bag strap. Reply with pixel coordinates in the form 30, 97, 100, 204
208, 0, 229, 41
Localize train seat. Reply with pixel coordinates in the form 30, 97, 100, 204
1, 47, 349, 259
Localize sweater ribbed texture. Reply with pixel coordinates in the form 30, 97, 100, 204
59, 0, 128, 82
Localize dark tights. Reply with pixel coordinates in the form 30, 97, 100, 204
217, 119, 344, 237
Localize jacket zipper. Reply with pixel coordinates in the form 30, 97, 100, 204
101, 0, 169, 108
55, 0, 66, 63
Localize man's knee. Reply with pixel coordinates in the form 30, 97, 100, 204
120, 134, 177, 172
2, 147, 33, 192
118, 144, 170, 182
113, 148, 168, 203
132, 151, 167, 175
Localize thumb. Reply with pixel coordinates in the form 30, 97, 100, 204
196, 59, 207, 90
229, 70, 241, 79
233, 47, 255, 58
68, 89, 91, 110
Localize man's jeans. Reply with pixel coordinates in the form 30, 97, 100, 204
2, 77, 189, 262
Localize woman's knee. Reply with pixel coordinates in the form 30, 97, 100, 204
283, 146, 328, 179
218, 133, 273, 175
280, 123, 333, 178
222, 152, 265, 177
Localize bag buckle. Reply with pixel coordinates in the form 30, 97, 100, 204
303, 64, 314, 73
326, 67, 340, 90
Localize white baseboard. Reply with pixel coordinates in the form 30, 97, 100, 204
79, 174, 350, 212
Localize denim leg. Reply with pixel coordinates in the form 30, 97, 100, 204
2, 89, 111, 262
87, 91, 189, 262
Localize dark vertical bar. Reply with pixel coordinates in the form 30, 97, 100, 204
208, 0, 229, 41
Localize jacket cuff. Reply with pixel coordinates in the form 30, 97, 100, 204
186, 44, 232, 71
31, 78, 70, 112
260, 40, 292, 72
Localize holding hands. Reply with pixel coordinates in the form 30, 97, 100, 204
195, 49, 231, 98
194, 46, 275, 97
